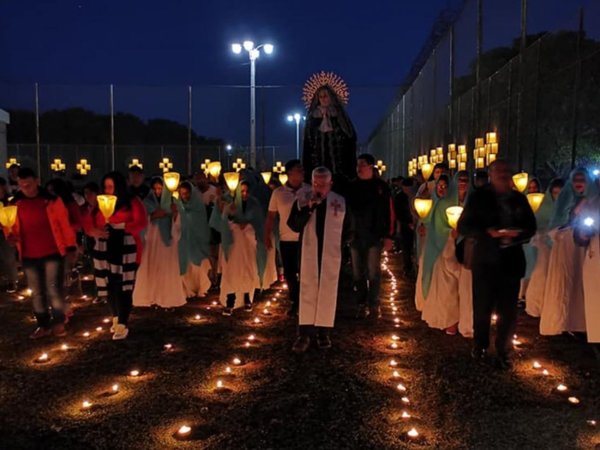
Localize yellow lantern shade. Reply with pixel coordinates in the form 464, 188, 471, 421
223, 172, 240, 194
208, 161, 222, 179
513, 172, 529, 193
475, 138, 484, 148
527, 193, 545, 213
486, 132, 497, 144
279, 173, 288, 186
0, 205, 18, 228
97, 195, 117, 220
413, 198, 433, 220
163, 172, 180, 192
261, 172, 272, 185
445, 206, 464, 230
421, 163, 433, 181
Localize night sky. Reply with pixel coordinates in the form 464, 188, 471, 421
1, 0, 593, 163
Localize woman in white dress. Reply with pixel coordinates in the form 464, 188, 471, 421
215, 181, 267, 316
133, 177, 186, 309
525, 178, 564, 317
177, 181, 212, 299
540, 169, 597, 335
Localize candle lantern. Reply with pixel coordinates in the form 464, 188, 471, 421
413, 198, 433, 220
223, 172, 240, 195
527, 193, 545, 213
97, 195, 117, 220
445, 206, 464, 230
163, 172, 180, 193
512, 172, 529, 193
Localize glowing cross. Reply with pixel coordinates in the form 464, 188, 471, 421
159, 158, 173, 173
76, 159, 91, 175
331, 198, 342, 217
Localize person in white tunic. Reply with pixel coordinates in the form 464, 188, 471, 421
525, 178, 564, 317
133, 177, 186, 309
287, 167, 353, 352
574, 196, 600, 343
540, 169, 597, 336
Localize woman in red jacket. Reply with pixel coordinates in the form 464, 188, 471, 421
87, 171, 147, 340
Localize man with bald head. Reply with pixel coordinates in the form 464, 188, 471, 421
458, 159, 536, 370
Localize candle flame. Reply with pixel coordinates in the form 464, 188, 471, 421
82, 400, 92, 409
533, 361, 542, 369
178, 425, 191, 435
233, 358, 242, 365
216, 380, 223, 389
396, 384, 407, 392
568, 397, 579, 404
401, 411, 411, 419
407, 427, 419, 437
130, 370, 140, 377
557, 384, 567, 391
38, 353, 49, 362
112, 384, 119, 392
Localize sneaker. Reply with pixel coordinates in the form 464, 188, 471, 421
244, 303, 253, 312
6, 282, 18, 294
112, 324, 129, 340
317, 335, 332, 349
355, 304, 370, 320
222, 307, 233, 316
110, 317, 118, 333
291, 336, 310, 353
29, 327, 52, 339
52, 323, 67, 337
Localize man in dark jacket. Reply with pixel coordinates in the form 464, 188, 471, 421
347, 154, 394, 320
457, 160, 536, 369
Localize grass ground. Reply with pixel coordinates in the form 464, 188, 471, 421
0, 254, 598, 449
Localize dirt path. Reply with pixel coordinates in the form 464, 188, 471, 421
0, 255, 598, 449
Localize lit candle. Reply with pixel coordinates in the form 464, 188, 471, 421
37, 353, 49, 362
407, 428, 419, 438
512, 339, 522, 346
26, 288, 33, 296
248, 334, 256, 341
178, 425, 191, 436
103, 318, 110, 324
216, 380, 224, 389
394, 318, 400, 324
401, 397, 410, 404
244, 342, 251, 348
401, 411, 411, 419
233, 358, 242, 366
225, 366, 232, 374
266, 301, 272, 307
253, 317, 261, 324
532, 361, 542, 369
391, 335, 400, 341
164, 344, 173, 351
262, 308, 271, 315
81, 295, 88, 300
111, 384, 120, 393
542, 369, 549, 376
587, 420, 597, 426
129, 370, 140, 377
82, 400, 92, 409
83, 331, 90, 337
389, 359, 398, 368
396, 383, 407, 392
96, 327, 103, 332
194, 314, 201, 320
568, 397, 580, 404
556, 384, 568, 392
283, 283, 288, 289
492, 314, 498, 322
392, 370, 401, 378
390, 342, 399, 349
211, 301, 218, 306
61, 344, 69, 351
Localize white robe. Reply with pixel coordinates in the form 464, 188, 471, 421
133, 216, 186, 308
422, 237, 461, 330
581, 235, 600, 343
299, 192, 345, 327
525, 233, 551, 317
540, 227, 586, 335
182, 258, 212, 298
414, 253, 425, 312
458, 266, 473, 337
219, 223, 260, 309
262, 244, 278, 289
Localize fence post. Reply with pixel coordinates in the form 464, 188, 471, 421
570, 7, 584, 170
34, 82, 41, 178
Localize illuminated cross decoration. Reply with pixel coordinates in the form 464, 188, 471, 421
200, 159, 211, 176
232, 158, 246, 172
331, 198, 342, 217
272, 161, 284, 173
50, 158, 66, 172
129, 158, 143, 169
76, 159, 91, 175
159, 158, 173, 173
376, 160, 386, 174
5, 157, 19, 169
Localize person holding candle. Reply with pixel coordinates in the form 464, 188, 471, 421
264, 160, 311, 316
525, 178, 564, 317
88, 172, 147, 340
518, 178, 542, 304
133, 177, 186, 309
417, 162, 448, 199
287, 167, 353, 351
457, 160, 536, 370
176, 181, 212, 299
540, 169, 597, 337
81, 181, 107, 304
347, 154, 394, 320
4, 167, 77, 338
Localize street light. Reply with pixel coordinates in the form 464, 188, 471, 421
287, 112, 305, 160
231, 39, 274, 168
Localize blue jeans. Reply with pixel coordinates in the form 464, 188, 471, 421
22, 255, 65, 328
350, 241, 383, 307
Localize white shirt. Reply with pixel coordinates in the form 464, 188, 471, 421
268, 183, 312, 242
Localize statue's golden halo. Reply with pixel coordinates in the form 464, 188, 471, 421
302, 71, 349, 109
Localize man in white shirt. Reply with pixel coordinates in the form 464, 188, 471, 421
265, 160, 311, 316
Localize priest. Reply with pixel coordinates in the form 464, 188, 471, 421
287, 167, 353, 352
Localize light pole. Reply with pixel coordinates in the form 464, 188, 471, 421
286, 113, 305, 160
231, 40, 274, 168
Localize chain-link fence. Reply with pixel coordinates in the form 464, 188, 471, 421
368, 0, 600, 181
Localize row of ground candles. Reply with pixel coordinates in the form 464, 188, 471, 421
381, 253, 421, 441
